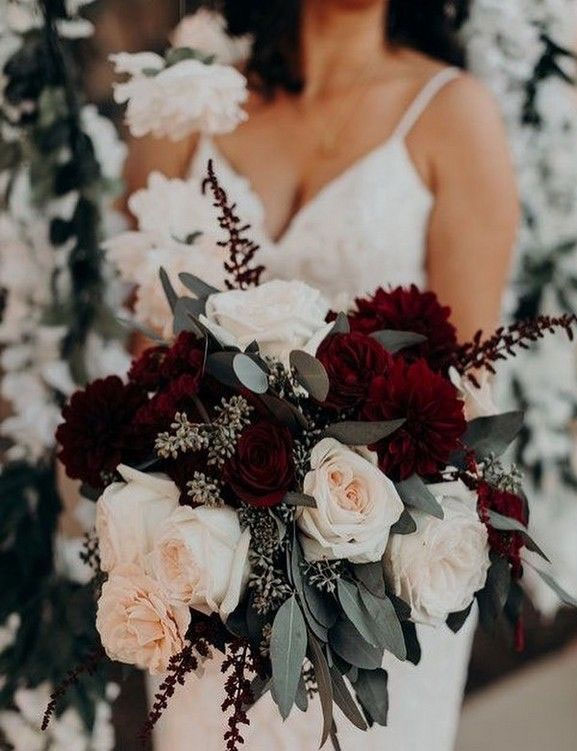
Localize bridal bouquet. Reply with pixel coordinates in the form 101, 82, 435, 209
48, 166, 576, 750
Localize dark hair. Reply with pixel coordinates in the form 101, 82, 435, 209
205, 0, 470, 94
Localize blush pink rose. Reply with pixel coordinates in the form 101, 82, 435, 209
96, 564, 190, 674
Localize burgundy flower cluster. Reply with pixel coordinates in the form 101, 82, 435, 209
57, 287, 466, 498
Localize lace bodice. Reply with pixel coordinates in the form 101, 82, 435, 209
151, 68, 474, 751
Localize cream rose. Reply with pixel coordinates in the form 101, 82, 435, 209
96, 564, 190, 674
95, 465, 179, 573
201, 280, 333, 365
449, 367, 498, 421
296, 438, 404, 564
149, 505, 251, 619
384, 480, 490, 626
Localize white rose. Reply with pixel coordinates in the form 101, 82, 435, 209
449, 367, 498, 421
149, 505, 251, 619
95, 465, 180, 573
111, 54, 248, 140
202, 280, 333, 365
296, 438, 404, 564
384, 480, 490, 626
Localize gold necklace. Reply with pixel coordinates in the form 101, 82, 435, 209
313, 58, 380, 158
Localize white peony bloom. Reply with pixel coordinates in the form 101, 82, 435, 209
296, 438, 404, 564
171, 9, 252, 65
384, 480, 490, 626
149, 505, 251, 619
111, 52, 248, 140
95, 465, 180, 573
202, 279, 333, 365
449, 367, 499, 421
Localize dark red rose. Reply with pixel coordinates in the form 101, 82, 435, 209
128, 345, 169, 390
349, 285, 458, 372
223, 421, 294, 507
316, 332, 391, 410
56, 376, 150, 488
477, 481, 528, 577
361, 358, 466, 480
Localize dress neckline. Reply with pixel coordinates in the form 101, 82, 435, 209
202, 136, 430, 245
196, 67, 459, 246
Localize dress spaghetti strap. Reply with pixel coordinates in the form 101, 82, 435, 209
392, 67, 461, 141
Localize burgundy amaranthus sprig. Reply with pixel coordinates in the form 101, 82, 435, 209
42, 646, 106, 731
456, 314, 577, 385
221, 639, 266, 751
202, 159, 264, 290
139, 639, 211, 742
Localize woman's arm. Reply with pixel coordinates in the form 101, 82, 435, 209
424, 76, 519, 341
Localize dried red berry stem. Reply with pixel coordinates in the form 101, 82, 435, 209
202, 160, 264, 290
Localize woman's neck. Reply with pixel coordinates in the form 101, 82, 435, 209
301, 0, 389, 98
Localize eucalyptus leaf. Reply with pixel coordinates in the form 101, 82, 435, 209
173, 296, 206, 335
178, 272, 220, 299
463, 411, 524, 460
526, 564, 577, 608
159, 267, 178, 312
290, 350, 330, 402
370, 329, 427, 353
284, 492, 317, 508
337, 580, 379, 647
476, 555, 511, 630
258, 393, 309, 431
307, 634, 334, 748
389, 593, 412, 621
390, 508, 417, 535
303, 581, 338, 630
329, 618, 383, 670
233, 353, 269, 394
270, 595, 308, 720
401, 621, 421, 665
488, 510, 550, 561
205, 351, 239, 388
353, 668, 389, 727
446, 602, 474, 634
246, 676, 271, 708
329, 312, 350, 335
226, 600, 250, 640
358, 588, 406, 661
323, 419, 405, 446
329, 667, 367, 731
352, 562, 386, 599
395, 475, 444, 520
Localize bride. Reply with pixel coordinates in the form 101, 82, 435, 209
124, 1, 519, 749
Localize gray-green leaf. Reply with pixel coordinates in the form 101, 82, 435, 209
270, 595, 308, 720
178, 272, 220, 299
323, 419, 405, 446
329, 618, 383, 669
159, 267, 178, 312
395, 475, 444, 520
308, 634, 333, 747
337, 580, 379, 647
290, 350, 330, 402
488, 510, 550, 561
329, 667, 367, 731
353, 668, 389, 726
284, 492, 317, 508
370, 329, 427, 353
463, 411, 524, 460
390, 508, 417, 535
358, 588, 406, 661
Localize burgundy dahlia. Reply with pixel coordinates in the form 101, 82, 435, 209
128, 345, 169, 390
349, 285, 458, 372
223, 421, 295, 508
361, 358, 466, 481
316, 332, 391, 410
56, 376, 150, 488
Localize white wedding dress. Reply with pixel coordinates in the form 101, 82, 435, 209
150, 67, 476, 751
